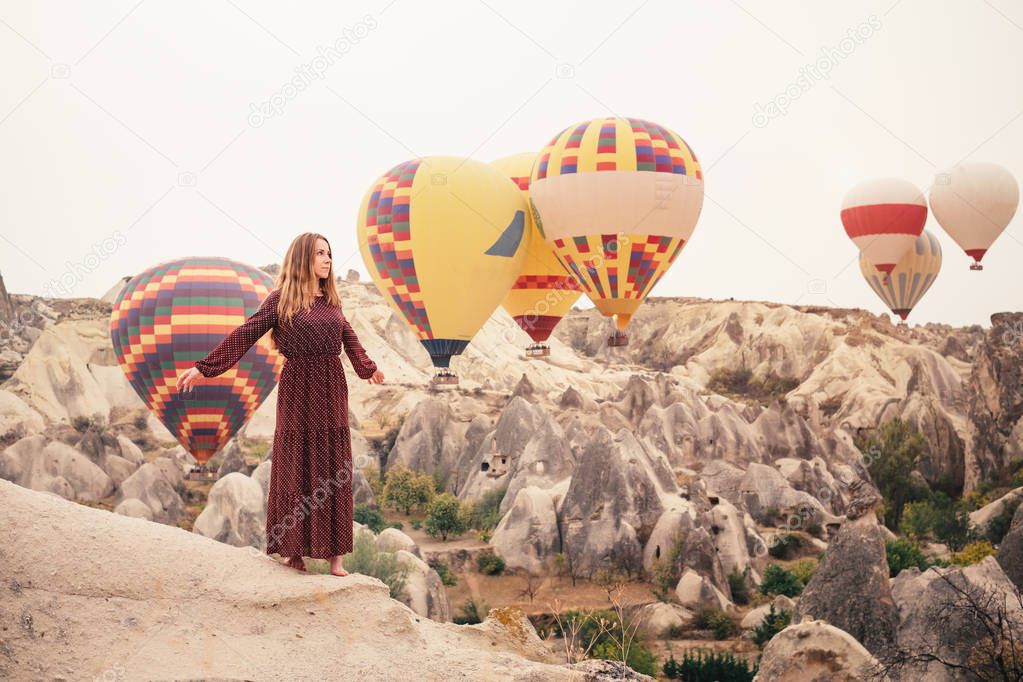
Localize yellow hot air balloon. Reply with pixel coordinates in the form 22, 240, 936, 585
491, 152, 582, 357
357, 156, 529, 383
859, 230, 942, 323
929, 162, 1019, 270
529, 117, 704, 346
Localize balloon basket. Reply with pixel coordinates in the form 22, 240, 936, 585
970, 263, 983, 271
525, 343, 550, 358
186, 464, 218, 482
607, 331, 629, 347
431, 370, 459, 386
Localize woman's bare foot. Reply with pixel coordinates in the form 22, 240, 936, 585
284, 556, 306, 572
329, 555, 348, 577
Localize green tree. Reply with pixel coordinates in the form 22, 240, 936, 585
382, 464, 436, 515
854, 417, 930, 530
901, 492, 976, 551
885, 538, 933, 577
752, 604, 792, 648
663, 649, 758, 681
727, 567, 752, 606
985, 498, 1022, 544
425, 492, 468, 541
759, 564, 804, 597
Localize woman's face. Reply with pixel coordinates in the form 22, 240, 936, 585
312, 237, 332, 280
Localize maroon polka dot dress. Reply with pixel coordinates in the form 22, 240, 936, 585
195, 288, 378, 559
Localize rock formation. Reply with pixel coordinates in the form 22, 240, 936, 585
1, 479, 652, 680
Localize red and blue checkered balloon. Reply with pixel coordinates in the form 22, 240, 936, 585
110, 257, 283, 464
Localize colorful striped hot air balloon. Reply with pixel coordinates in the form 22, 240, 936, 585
859, 230, 942, 322
841, 178, 927, 276
491, 152, 582, 357
528, 116, 704, 346
357, 156, 529, 383
929, 162, 1019, 270
110, 257, 283, 477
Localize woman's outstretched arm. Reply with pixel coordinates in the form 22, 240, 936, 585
341, 313, 379, 380
177, 290, 280, 392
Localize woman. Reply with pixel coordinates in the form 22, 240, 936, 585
176, 233, 384, 576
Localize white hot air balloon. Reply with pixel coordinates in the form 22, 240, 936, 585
929, 162, 1019, 270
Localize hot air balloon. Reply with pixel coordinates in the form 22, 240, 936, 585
528, 116, 704, 346
841, 178, 927, 279
929, 162, 1019, 270
859, 230, 942, 324
110, 257, 283, 480
490, 152, 583, 357
357, 156, 529, 384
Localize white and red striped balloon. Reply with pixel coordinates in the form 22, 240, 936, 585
841, 178, 928, 274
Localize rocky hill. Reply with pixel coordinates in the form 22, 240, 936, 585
1, 271, 1022, 680
0, 477, 644, 681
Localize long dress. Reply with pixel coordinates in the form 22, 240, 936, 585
194, 288, 378, 559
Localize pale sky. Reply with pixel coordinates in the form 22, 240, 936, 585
1, 0, 1021, 327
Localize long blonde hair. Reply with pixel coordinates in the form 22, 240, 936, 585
272, 232, 340, 346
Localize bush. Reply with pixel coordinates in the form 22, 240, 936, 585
427, 558, 458, 586
424, 492, 468, 541
590, 638, 659, 677
663, 649, 758, 681
854, 417, 931, 530
984, 498, 1021, 545
950, 540, 996, 566
454, 598, 486, 625
752, 604, 791, 648
728, 567, 751, 606
901, 492, 978, 551
900, 499, 941, 541
461, 486, 507, 531
695, 609, 739, 640
354, 503, 388, 534
362, 465, 384, 500
382, 465, 436, 515
544, 608, 658, 676
410, 519, 422, 530
71, 414, 107, 433
477, 552, 505, 575
707, 367, 798, 405
885, 538, 933, 577
759, 564, 804, 597
789, 558, 817, 586
767, 533, 805, 560
341, 531, 409, 601
651, 537, 685, 602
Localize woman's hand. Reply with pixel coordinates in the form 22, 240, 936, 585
367, 369, 385, 385
177, 367, 204, 393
